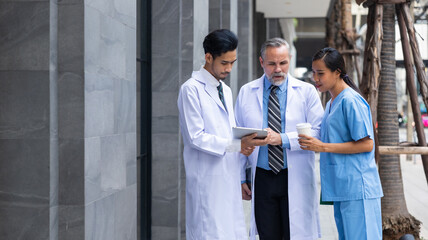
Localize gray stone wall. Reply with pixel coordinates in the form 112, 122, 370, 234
57, 0, 85, 238
266, 18, 283, 39
0, 1, 51, 239
151, 0, 188, 239
151, 0, 214, 239
238, 0, 254, 87
83, 0, 137, 239
0, 0, 137, 239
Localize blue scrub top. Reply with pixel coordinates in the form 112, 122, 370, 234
320, 88, 383, 202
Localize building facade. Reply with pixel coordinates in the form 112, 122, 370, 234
0, 0, 305, 239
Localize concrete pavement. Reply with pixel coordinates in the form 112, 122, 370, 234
243, 151, 428, 239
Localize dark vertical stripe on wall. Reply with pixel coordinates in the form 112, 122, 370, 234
49, 0, 59, 239
139, 0, 152, 239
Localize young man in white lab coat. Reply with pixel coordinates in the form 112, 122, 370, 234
235, 38, 324, 240
178, 29, 268, 240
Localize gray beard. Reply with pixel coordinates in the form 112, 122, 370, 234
268, 77, 285, 86
267, 72, 286, 86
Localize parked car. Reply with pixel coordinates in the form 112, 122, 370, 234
422, 114, 428, 127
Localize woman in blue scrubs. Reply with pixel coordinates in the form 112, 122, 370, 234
299, 47, 383, 240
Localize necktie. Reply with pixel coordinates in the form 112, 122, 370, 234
217, 82, 227, 110
268, 85, 284, 174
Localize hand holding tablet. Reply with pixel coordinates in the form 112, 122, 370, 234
232, 127, 268, 139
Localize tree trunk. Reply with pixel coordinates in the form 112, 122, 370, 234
378, 4, 421, 239
340, 0, 355, 75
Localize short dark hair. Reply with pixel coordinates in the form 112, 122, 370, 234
312, 47, 361, 94
203, 29, 238, 59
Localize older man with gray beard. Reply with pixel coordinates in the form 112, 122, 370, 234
235, 38, 324, 240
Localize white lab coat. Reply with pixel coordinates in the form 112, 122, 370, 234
235, 74, 324, 240
178, 67, 247, 240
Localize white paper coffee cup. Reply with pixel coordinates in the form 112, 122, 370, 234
296, 123, 312, 137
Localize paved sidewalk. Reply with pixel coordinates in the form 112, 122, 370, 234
243, 152, 428, 239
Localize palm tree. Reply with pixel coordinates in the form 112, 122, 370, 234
377, 4, 420, 239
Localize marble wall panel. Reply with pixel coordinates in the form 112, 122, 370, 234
114, 79, 137, 134
84, 134, 134, 215
180, 0, 194, 78
209, 0, 221, 31
254, 11, 266, 78
84, 136, 102, 204
152, 0, 180, 92
84, 0, 137, 239
0, 71, 49, 139
222, 0, 231, 29
238, 0, 253, 86
84, 71, 115, 138
114, 186, 137, 240
151, 226, 178, 240
58, 72, 84, 139
0, 192, 49, 239
100, 134, 127, 192
0, 1, 51, 239
125, 25, 137, 82
151, 0, 180, 234
152, 134, 180, 168
1, 0, 49, 2
58, 205, 84, 240
0, 139, 49, 196
125, 133, 137, 186
229, 0, 238, 99
151, 133, 179, 227
85, 194, 115, 240
99, 17, 127, 79
59, 138, 84, 205
152, 116, 179, 135
58, 2, 84, 73
84, 5, 101, 75
267, 19, 282, 39
85, 0, 136, 29
0, 0, 136, 239
151, 91, 179, 135
179, 1, 194, 238
193, 0, 209, 70
84, 5, 132, 81
0, 139, 49, 239
152, 92, 179, 118
0, 2, 49, 71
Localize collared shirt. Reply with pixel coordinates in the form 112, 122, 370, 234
257, 76, 291, 170
320, 87, 383, 201
201, 67, 222, 88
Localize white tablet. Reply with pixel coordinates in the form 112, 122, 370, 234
232, 127, 268, 139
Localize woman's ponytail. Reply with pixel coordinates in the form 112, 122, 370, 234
341, 73, 362, 95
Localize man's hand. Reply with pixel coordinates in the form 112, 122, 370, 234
241, 132, 270, 147
241, 146, 255, 156
265, 128, 282, 146
241, 182, 252, 200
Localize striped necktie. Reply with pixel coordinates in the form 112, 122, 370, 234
217, 82, 227, 110
268, 85, 284, 174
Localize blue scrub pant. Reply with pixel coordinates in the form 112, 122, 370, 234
333, 198, 382, 240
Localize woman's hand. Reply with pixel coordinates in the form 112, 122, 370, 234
298, 134, 325, 152
299, 135, 373, 154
